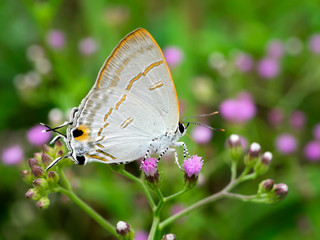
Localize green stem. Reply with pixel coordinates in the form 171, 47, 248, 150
118, 169, 156, 209
163, 187, 188, 202
57, 167, 71, 191
224, 192, 256, 202
148, 188, 164, 240
231, 161, 238, 181
58, 187, 117, 237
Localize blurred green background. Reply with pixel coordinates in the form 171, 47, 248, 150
1, 0, 320, 239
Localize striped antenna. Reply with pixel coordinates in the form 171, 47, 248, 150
182, 111, 219, 121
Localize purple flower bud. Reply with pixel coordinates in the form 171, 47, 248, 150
254, 151, 272, 176
266, 40, 284, 59
33, 178, 49, 191
116, 221, 133, 238
25, 188, 40, 200
262, 179, 274, 191
47, 171, 60, 185
308, 34, 320, 54
304, 141, 320, 162
1, 145, 24, 165
257, 58, 280, 79
42, 144, 51, 155
28, 158, 39, 168
227, 134, 244, 161
142, 158, 159, 187
37, 197, 50, 209
135, 230, 148, 240
245, 142, 261, 168
234, 53, 254, 73
182, 155, 204, 189
290, 110, 306, 130
47, 30, 65, 49
261, 151, 273, 165
313, 124, 320, 141
162, 233, 176, 240
31, 165, 45, 178
268, 108, 284, 127
27, 125, 51, 146
41, 153, 52, 167
163, 46, 184, 68
275, 134, 297, 154
191, 125, 213, 144
21, 170, 33, 184
274, 183, 289, 200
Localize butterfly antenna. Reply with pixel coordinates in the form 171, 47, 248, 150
40, 123, 67, 138
45, 154, 70, 171
183, 121, 225, 132
182, 111, 219, 121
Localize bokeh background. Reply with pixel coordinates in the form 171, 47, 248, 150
1, 0, 320, 239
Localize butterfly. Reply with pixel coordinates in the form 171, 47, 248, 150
42, 28, 197, 170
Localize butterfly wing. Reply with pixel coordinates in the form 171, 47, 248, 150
92, 28, 179, 132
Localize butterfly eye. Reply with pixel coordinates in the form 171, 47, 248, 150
178, 122, 185, 134
76, 155, 85, 165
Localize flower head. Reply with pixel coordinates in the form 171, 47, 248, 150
268, 108, 284, 127
308, 34, 320, 54
290, 110, 306, 129
234, 53, 253, 73
78, 37, 98, 56
182, 155, 204, 178
275, 134, 297, 154
27, 125, 51, 146
141, 158, 159, 188
304, 141, 320, 162
266, 40, 284, 59
257, 58, 280, 79
191, 126, 213, 144
245, 142, 261, 168
46, 30, 65, 49
163, 46, 183, 68
162, 233, 176, 240
135, 230, 148, 240
2, 145, 24, 165
220, 91, 256, 123
116, 221, 134, 239
313, 123, 320, 141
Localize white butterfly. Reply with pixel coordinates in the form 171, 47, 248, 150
43, 28, 192, 170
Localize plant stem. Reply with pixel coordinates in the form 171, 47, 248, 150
58, 187, 117, 237
148, 188, 164, 240
163, 187, 188, 202
231, 161, 238, 181
57, 167, 71, 191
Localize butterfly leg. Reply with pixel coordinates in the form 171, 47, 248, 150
140, 144, 152, 169
166, 148, 183, 170
171, 142, 190, 159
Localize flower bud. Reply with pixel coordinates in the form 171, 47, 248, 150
182, 155, 204, 189
33, 152, 42, 161
37, 197, 50, 209
42, 144, 53, 156
54, 140, 66, 156
28, 158, 39, 168
116, 221, 134, 240
31, 165, 45, 177
274, 183, 289, 200
33, 178, 49, 192
244, 142, 261, 168
227, 134, 243, 162
258, 179, 274, 195
47, 171, 59, 185
162, 233, 176, 240
41, 153, 52, 167
21, 170, 34, 184
25, 188, 41, 200
142, 158, 159, 189
254, 151, 272, 175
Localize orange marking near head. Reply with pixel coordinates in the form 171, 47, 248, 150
74, 125, 90, 141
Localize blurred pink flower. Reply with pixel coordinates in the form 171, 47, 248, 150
275, 133, 297, 154
308, 34, 320, 53
304, 141, 320, 162
182, 155, 204, 178
191, 125, 213, 144
220, 92, 256, 123
313, 123, 320, 141
78, 37, 98, 55
47, 30, 65, 49
268, 108, 284, 127
235, 53, 253, 72
290, 110, 306, 129
27, 125, 51, 146
163, 46, 183, 68
2, 145, 24, 165
135, 230, 148, 240
267, 40, 284, 59
257, 58, 280, 79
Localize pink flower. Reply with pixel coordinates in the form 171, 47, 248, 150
1, 145, 24, 165
135, 230, 148, 240
235, 53, 253, 72
141, 158, 157, 177
220, 92, 256, 123
267, 40, 284, 59
191, 126, 213, 144
257, 58, 280, 79
27, 125, 52, 146
304, 141, 320, 162
275, 134, 297, 154
308, 34, 320, 54
290, 110, 306, 129
78, 37, 98, 55
46, 30, 65, 49
313, 123, 320, 141
163, 46, 183, 68
182, 155, 204, 178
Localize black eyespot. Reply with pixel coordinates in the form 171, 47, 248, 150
178, 122, 185, 133
76, 155, 85, 165
73, 128, 84, 138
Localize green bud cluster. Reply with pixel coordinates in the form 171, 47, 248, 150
22, 140, 70, 209
255, 179, 289, 204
